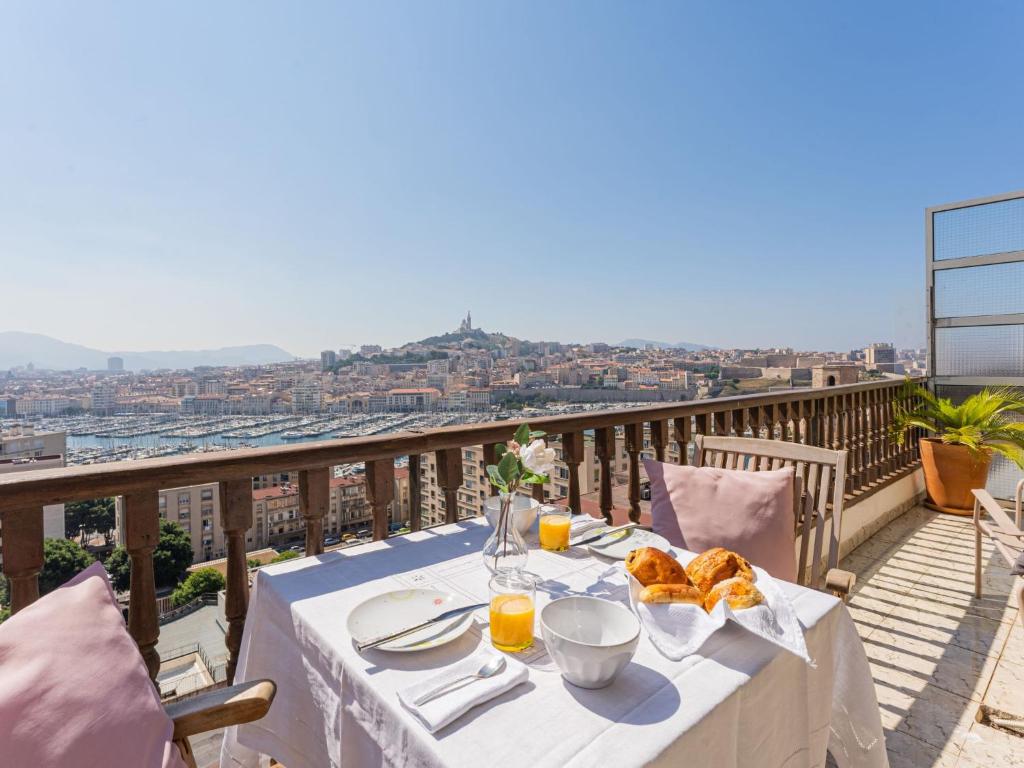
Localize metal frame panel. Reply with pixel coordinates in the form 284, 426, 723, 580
926, 190, 1024, 499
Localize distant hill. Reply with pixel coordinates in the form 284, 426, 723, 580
0, 331, 295, 371
618, 338, 711, 351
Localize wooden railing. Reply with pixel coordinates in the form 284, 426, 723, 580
0, 378, 923, 685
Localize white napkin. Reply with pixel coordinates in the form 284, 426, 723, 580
628, 566, 812, 664
397, 647, 529, 733
569, 514, 608, 539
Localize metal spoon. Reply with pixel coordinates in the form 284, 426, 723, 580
413, 655, 507, 706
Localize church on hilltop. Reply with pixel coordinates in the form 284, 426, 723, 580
458, 311, 473, 333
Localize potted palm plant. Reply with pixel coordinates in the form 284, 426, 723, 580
892, 380, 1024, 514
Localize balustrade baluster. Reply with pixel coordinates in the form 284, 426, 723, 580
299, 467, 329, 557
673, 416, 692, 464
623, 422, 643, 523
733, 409, 747, 438
366, 459, 395, 539
594, 427, 616, 523
712, 410, 727, 437
220, 478, 252, 684
408, 454, 423, 531
0, 507, 43, 615
649, 420, 667, 462
561, 432, 584, 514
436, 449, 464, 524
695, 412, 710, 440
124, 490, 161, 682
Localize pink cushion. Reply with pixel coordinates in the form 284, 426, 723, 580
0, 561, 188, 768
644, 459, 798, 582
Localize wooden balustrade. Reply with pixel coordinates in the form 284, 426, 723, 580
0, 378, 923, 687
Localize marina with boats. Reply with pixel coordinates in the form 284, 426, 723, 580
1, 403, 652, 467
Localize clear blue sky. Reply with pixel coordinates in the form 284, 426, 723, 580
2, 2, 1022, 356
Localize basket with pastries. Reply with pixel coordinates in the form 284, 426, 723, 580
625, 546, 765, 613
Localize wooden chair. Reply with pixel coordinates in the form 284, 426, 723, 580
693, 435, 855, 600
972, 484, 1024, 632
165, 679, 276, 767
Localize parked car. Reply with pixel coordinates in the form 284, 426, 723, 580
324, 536, 340, 546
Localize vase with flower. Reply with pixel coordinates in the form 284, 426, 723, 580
482, 422, 556, 574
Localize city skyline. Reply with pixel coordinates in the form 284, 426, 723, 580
4, 4, 1022, 354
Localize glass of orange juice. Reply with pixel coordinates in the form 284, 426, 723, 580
489, 571, 536, 652
538, 505, 572, 552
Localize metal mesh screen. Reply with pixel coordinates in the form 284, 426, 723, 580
934, 262, 1024, 318
933, 197, 1024, 260
935, 325, 1024, 377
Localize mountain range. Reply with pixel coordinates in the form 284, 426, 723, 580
618, 338, 712, 351
0, 332, 295, 371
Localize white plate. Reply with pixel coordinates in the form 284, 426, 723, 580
346, 589, 477, 652
587, 528, 672, 560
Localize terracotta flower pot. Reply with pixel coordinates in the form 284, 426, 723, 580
919, 438, 991, 515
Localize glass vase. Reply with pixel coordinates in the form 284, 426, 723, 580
482, 490, 529, 574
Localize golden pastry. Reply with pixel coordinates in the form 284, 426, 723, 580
625, 547, 690, 587
704, 576, 764, 612
685, 547, 756, 594
638, 583, 704, 606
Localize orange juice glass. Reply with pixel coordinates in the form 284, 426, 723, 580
538, 505, 572, 552
489, 571, 536, 652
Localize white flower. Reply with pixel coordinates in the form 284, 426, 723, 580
520, 438, 556, 477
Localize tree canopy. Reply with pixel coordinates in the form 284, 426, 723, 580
270, 550, 301, 564
39, 538, 96, 595
65, 497, 116, 541
170, 567, 225, 607
105, 520, 194, 591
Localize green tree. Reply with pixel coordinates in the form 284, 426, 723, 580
170, 568, 225, 607
270, 550, 301, 564
105, 520, 195, 591
39, 538, 95, 595
247, 558, 262, 570
65, 498, 116, 542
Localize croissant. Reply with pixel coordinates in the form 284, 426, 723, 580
625, 547, 690, 587
704, 576, 764, 612
639, 583, 704, 606
685, 547, 755, 594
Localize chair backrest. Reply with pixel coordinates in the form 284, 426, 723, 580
693, 435, 849, 590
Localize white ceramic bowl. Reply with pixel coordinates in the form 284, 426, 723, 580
540, 596, 640, 689
483, 494, 540, 537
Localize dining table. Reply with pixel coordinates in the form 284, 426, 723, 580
220, 518, 888, 768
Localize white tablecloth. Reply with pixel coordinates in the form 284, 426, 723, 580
221, 519, 887, 768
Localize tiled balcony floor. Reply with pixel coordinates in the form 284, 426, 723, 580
193, 505, 1024, 768
845, 505, 1024, 767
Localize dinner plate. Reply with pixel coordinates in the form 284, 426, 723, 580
587, 527, 672, 560
346, 588, 477, 652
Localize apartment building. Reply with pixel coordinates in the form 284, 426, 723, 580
864, 342, 897, 373
292, 378, 323, 413
14, 397, 75, 416
115, 468, 412, 563
90, 381, 118, 415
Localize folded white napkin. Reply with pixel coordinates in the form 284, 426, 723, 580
397, 647, 529, 733
569, 514, 607, 539
628, 566, 812, 664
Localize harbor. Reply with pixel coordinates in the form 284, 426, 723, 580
1, 403, 653, 466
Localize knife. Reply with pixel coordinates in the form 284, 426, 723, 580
355, 602, 487, 652
572, 522, 642, 548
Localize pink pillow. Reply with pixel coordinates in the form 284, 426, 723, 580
644, 459, 798, 582
0, 561, 188, 768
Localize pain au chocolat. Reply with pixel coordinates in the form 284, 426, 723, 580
703, 576, 765, 612
625, 547, 690, 587
685, 547, 756, 595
